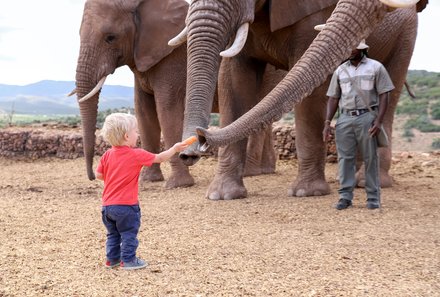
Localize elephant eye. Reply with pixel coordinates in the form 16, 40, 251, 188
105, 34, 116, 44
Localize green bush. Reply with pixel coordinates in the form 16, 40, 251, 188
402, 129, 414, 138
96, 108, 135, 128
62, 116, 82, 126
396, 99, 429, 115
430, 101, 440, 120
404, 115, 440, 132
401, 71, 440, 122
209, 113, 220, 126
432, 138, 440, 150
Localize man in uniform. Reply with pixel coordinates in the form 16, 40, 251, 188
322, 39, 394, 210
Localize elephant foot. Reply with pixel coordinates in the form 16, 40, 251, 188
287, 178, 330, 197
243, 165, 275, 177
165, 172, 195, 189
206, 175, 247, 200
379, 172, 394, 188
140, 166, 164, 182
356, 170, 394, 188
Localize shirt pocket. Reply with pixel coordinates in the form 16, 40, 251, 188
361, 75, 374, 91
340, 78, 351, 95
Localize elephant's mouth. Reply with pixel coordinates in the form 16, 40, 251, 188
179, 151, 201, 166
179, 134, 210, 166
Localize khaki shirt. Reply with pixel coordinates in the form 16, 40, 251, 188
326, 57, 395, 110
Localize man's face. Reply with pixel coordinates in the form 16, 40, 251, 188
349, 49, 363, 61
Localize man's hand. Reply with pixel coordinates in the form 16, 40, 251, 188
368, 119, 381, 137
322, 121, 333, 142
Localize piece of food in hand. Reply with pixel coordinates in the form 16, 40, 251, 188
183, 136, 198, 145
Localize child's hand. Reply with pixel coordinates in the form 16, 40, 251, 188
175, 136, 198, 152
172, 141, 189, 153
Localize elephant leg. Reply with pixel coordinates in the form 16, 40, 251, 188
244, 65, 282, 176
260, 127, 277, 174
244, 125, 276, 176
355, 77, 406, 188
134, 85, 164, 183
289, 84, 330, 197
356, 11, 417, 188
154, 91, 195, 189
207, 58, 265, 200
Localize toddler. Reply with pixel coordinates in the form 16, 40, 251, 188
96, 113, 188, 270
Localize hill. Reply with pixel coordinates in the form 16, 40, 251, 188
0, 80, 134, 115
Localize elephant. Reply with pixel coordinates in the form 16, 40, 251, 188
170, 0, 427, 200
74, 0, 281, 189
75, 0, 194, 189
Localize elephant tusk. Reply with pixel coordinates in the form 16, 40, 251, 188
67, 88, 77, 97
313, 24, 326, 31
168, 26, 188, 47
220, 23, 249, 58
78, 76, 107, 103
379, 0, 419, 8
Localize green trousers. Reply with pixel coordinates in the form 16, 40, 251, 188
335, 111, 380, 202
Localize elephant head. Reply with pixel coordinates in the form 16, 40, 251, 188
75, 0, 187, 180
169, 0, 419, 149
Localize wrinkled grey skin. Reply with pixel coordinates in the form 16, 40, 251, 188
75, 0, 193, 188
75, 0, 281, 188
181, 0, 425, 199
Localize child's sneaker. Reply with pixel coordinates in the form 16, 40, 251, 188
105, 259, 121, 268
121, 257, 147, 270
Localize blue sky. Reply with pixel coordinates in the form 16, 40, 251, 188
0, 0, 438, 87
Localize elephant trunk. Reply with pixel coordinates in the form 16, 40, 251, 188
197, 0, 388, 147
179, 3, 236, 165
76, 47, 102, 180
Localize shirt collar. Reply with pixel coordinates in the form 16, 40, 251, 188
348, 55, 368, 67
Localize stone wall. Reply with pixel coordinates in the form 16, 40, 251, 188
0, 124, 337, 162
272, 125, 337, 162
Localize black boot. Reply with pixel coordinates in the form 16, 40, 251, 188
335, 199, 352, 210
366, 199, 380, 209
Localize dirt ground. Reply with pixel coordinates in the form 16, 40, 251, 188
1, 142, 440, 297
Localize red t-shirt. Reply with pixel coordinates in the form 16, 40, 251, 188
96, 146, 155, 206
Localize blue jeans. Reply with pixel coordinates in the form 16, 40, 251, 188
101, 205, 141, 263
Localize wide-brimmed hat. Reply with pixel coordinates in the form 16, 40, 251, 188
313, 24, 369, 50
356, 39, 369, 50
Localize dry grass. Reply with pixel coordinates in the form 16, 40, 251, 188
1, 150, 439, 296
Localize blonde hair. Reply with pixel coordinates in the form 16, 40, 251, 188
100, 113, 137, 146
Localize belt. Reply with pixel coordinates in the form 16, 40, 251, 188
342, 106, 377, 116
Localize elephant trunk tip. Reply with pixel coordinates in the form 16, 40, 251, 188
196, 126, 228, 151
87, 171, 96, 181
196, 127, 211, 151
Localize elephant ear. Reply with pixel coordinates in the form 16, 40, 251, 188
269, 0, 339, 32
134, 0, 188, 72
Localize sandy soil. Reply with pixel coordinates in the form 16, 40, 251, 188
1, 148, 439, 296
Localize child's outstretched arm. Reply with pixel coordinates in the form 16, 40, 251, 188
153, 141, 189, 163
95, 170, 104, 181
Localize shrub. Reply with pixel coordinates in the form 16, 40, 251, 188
432, 138, 440, 150
62, 116, 81, 126
430, 102, 440, 120
404, 115, 440, 133
96, 108, 134, 128
209, 113, 220, 126
396, 98, 429, 115
402, 129, 414, 138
